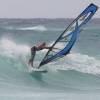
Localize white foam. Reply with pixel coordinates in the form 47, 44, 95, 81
52, 53, 100, 74
18, 25, 47, 31
5, 25, 47, 31
0, 38, 30, 58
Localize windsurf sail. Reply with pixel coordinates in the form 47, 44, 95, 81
38, 3, 98, 68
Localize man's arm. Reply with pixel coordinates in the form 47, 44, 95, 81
44, 46, 51, 49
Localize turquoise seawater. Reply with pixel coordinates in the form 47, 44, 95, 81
0, 18, 100, 100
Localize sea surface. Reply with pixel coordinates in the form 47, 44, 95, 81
0, 18, 100, 100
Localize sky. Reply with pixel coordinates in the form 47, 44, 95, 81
0, 0, 99, 18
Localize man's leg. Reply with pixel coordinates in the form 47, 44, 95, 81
30, 47, 36, 67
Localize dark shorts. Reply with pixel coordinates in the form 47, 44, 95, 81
31, 46, 43, 56
31, 46, 42, 51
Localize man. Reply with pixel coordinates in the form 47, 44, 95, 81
28, 42, 51, 67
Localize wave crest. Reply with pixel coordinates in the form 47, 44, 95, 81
50, 53, 100, 74
0, 38, 30, 58
6, 25, 47, 31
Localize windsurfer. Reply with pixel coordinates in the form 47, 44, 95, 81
28, 42, 51, 67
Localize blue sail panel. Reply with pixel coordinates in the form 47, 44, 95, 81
39, 3, 98, 67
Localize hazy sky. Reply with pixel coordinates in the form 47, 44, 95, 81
0, 0, 99, 18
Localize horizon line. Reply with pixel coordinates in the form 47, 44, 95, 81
0, 17, 99, 19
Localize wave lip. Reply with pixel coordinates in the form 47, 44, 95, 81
0, 38, 30, 58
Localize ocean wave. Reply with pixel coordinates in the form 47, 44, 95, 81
19, 25, 47, 31
0, 38, 100, 94
51, 53, 100, 74
0, 38, 30, 58
5, 25, 47, 31
0, 38, 100, 75
4, 26, 65, 32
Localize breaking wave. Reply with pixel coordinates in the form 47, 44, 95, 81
5, 25, 47, 31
